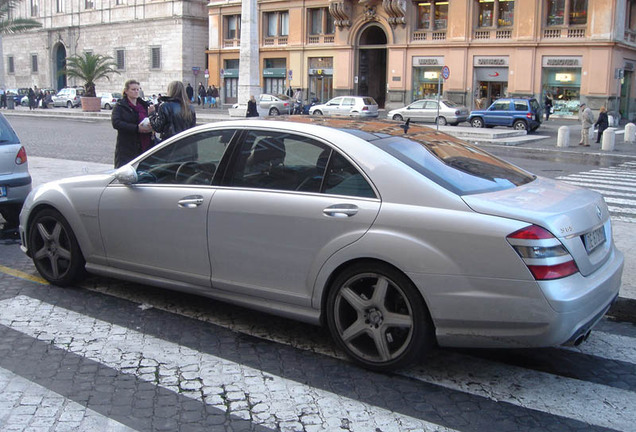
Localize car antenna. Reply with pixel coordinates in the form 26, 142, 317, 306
400, 118, 410, 134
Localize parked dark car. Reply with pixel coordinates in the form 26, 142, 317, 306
468, 98, 543, 131
0, 113, 31, 226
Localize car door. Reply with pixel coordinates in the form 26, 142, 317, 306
405, 100, 426, 121
324, 97, 343, 115
484, 100, 511, 126
98, 129, 236, 287
423, 100, 439, 123
341, 97, 356, 116
208, 128, 381, 307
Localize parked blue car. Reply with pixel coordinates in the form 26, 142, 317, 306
468, 98, 543, 132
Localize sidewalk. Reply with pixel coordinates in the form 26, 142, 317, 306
4, 105, 636, 318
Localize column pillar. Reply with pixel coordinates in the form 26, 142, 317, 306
238, 0, 261, 106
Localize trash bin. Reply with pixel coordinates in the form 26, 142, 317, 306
7, 97, 15, 110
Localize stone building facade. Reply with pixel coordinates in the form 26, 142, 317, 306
2, 0, 209, 96
206, 0, 636, 119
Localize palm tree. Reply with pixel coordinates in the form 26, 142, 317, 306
0, 0, 42, 34
61, 52, 119, 97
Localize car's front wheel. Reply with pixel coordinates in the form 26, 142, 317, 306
326, 262, 434, 371
513, 120, 528, 130
28, 208, 85, 286
392, 114, 404, 121
312, 110, 323, 116
269, 107, 279, 116
436, 116, 447, 126
471, 117, 484, 128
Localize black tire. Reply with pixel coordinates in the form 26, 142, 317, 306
104, 103, 111, 110
326, 262, 435, 371
66, 101, 72, 109
312, 110, 323, 116
436, 116, 447, 126
0, 204, 21, 227
471, 117, 484, 128
450, 122, 459, 126
392, 114, 404, 121
513, 120, 528, 130
269, 107, 280, 116
28, 208, 85, 286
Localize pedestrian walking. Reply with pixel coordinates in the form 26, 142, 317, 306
186, 83, 194, 103
0, 88, 6, 109
578, 102, 594, 147
544, 93, 553, 121
27, 88, 36, 110
149, 81, 196, 142
197, 82, 206, 107
111, 79, 155, 168
595, 106, 609, 144
206, 86, 214, 108
211, 84, 219, 108
246, 95, 259, 117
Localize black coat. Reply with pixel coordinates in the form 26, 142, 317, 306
149, 97, 197, 141
111, 97, 151, 168
595, 112, 609, 129
246, 100, 259, 117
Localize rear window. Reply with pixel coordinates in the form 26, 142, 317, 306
371, 135, 535, 195
0, 115, 21, 145
363, 97, 377, 106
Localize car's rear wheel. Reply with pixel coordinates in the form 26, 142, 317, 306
28, 208, 85, 286
436, 116, 447, 126
312, 110, 323, 116
392, 114, 404, 121
104, 103, 111, 110
471, 117, 484, 128
326, 262, 434, 371
269, 107, 279, 116
513, 120, 528, 130
0, 204, 21, 227
66, 101, 72, 109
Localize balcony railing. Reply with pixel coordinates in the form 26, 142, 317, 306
412, 30, 446, 42
223, 39, 239, 48
307, 34, 335, 44
263, 36, 288, 46
543, 27, 586, 39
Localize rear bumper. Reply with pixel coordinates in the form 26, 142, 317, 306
0, 173, 31, 206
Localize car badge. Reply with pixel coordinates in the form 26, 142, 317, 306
596, 205, 602, 220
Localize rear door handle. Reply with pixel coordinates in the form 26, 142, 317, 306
323, 204, 358, 218
178, 195, 204, 208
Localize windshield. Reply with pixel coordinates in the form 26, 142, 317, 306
371, 135, 535, 195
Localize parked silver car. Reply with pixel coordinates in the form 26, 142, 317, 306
0, 113, 31, 226
388, 99, 470, 126
19, 118, 623, 371
228, 93, 293, 117
52, 87, 85, 108
98, 92, 122, 110
309, 96, 379, 117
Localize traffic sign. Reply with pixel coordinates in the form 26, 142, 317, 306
441, 65, 450, 80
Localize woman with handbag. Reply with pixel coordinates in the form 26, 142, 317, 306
149, 81, 197, 142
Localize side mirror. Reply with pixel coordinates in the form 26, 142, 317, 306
114, 165, 138, 185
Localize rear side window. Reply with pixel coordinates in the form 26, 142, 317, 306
514, 101, 528, 111
0, 115, 21, 145
363, 97, 377, 105
371, 136, 535, 195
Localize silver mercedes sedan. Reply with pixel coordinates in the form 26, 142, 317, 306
19, 117, 623, 371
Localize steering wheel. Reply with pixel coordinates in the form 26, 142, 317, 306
175, 161, 199, 182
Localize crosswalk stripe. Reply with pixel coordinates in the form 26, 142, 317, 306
0, 295, 458, 432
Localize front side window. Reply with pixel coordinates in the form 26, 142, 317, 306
137, 130, 236, 185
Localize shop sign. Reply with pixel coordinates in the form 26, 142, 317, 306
309, 68, 333, 75
474, 67, 508, 82
412, 56, 444, 67
542, 56, 582, 68
222, 69, 238, 78
263, 68, 287, 77
473, 56, 508, 67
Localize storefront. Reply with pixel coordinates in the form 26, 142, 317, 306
263, 59, 287, 95
308, 57, 333, 103
412, 56, 444, 101
222, 68, 239, 105
542, 56, 582, 117
473, 56, 508, 109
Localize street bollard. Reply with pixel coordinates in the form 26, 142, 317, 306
625, 123, 636, 144
557, 125, 570, 147
602, 128, 616, 151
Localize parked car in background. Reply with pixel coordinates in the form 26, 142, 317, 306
0, 113, 31, 226
228, 93, 293, 117
98, 92, 122, 110
468, 97, 543, 131
7, 88, 29, 106
52, 87, 85, 108
19, 117, 623, 371
388, 99, 470, 126
309, 96, 379, 118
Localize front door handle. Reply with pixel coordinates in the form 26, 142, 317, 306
178, 195, 204, 208
323, 204, 358, 218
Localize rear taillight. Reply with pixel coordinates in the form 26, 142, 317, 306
455, 110, 461, 115
15, 146, 27, 165
507, 225, 578, 280
526, 113, 533, 119
362, 106, 369, 111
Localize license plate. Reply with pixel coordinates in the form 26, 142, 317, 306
0, 186, 6, 198
583, 226, 606, 254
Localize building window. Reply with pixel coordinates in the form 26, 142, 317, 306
628, 0, 636, 31
30, 0, 38, 16
8, 56, 15, 74
264, 11, 289, 37
115, 49, 125, 70
116, 0, 124, 4
225, 15, 240, 40
150, 47, 161, 70
31, 54, 38, 73
56, 0, 63, 13
477, 0, 514, 28
416, 1, 448, 30
309, 8, 334, 35
546, 0, 587, 26
85, 0, 94, 10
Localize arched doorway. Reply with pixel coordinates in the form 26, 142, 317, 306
356, 25, 387, 107
53, 43, 67, 90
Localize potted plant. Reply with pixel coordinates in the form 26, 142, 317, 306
60, 52, 119, 112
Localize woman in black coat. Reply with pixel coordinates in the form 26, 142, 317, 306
595, 106, 609, 144
149, 81, 197, 142
246, 95, 259, 117
111, 79, 155, 168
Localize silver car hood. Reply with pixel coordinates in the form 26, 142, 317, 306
462, 176, 613, 276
